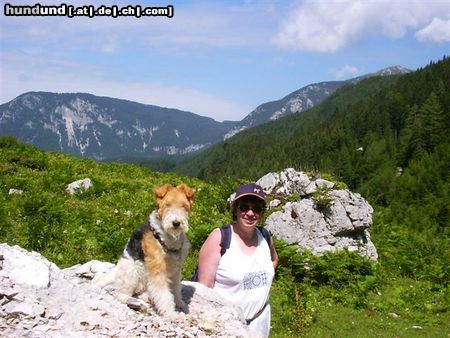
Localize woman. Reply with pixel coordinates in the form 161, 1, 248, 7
197, 183, 278, 337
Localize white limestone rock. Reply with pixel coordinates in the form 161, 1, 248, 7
256, 169, 378, 260
0, 244, 250, 337
8, 188, 23, 195
66, 178, 93, 195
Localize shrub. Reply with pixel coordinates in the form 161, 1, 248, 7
312, 186, 334, 212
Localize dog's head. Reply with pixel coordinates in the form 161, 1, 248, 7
155, 183, 196, 238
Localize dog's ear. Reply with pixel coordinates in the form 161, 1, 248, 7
177, 184, 196, 205
154, 183, 173, 200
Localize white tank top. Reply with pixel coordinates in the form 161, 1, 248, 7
213, 226, 275, 337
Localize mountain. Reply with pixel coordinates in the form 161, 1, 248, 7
371, 65, 411, 76
173, 59, 447, 182
0, 66, 411, 161
224, 66, 411, 139
0, 92, 233, 160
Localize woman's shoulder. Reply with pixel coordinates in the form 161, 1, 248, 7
210, 227, 222, 238
202, 227, 222, 249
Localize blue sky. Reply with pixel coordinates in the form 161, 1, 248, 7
1, 0, 449, 121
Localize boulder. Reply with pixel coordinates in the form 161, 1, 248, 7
66, 178, 93, 195
256, 168, 378, 260
0, 244, 250, 337
8, 189, 23, 195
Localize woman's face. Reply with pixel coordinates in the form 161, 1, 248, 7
235, 197, 264, 229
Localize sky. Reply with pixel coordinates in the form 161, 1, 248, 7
1, 0, 449, 122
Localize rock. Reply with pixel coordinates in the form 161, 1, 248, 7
0, 244, 250, 337
63, 260, 115, 280
257, 172, 279, 194
8, 188, 23, 195
1, 244, 61, 288
315, 179, 334, 190
256, 169, 378, 260
258, 168, 315, 197
66, 178, 93, 195
268, 199, 281, 209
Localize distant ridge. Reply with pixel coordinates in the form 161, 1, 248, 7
0, 66, 411, 161
0, 92, 231, 160
225, 66, 412, 139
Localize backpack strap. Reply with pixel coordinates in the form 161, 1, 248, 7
257, 226, 275, 262
191, 224, 232, 281
257, 226, 271, 246
219, 224, 232, 256
220, 224, 272, 256
192, 225, 273, 282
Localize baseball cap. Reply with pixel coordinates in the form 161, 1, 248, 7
233, 183, 266, 203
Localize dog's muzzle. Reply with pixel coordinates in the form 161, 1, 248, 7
162, 208, 189, 235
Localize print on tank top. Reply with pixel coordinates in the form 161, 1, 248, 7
243, 271, 269, 290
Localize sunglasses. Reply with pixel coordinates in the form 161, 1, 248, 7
238, 203, 264, 214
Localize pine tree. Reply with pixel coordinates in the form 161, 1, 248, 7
401, 104, 427, 163
420, 92, 446, 151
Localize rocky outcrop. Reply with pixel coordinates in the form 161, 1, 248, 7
256, 168, 378, 260
0, 244, 250, 337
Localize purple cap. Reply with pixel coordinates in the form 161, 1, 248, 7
234, 183, 266, 202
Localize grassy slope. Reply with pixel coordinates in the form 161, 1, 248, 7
1, 137, 448, 337
0, 137, 233, 267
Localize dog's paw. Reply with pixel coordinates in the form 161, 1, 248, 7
167, 310, 186, 323
175, 299, 188, 313
115, 292, 134, 304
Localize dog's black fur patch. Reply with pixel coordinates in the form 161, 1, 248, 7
125, 222, 147, 261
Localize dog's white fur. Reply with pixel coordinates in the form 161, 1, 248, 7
94, 183, 195, 317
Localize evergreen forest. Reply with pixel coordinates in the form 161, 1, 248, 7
174, 56, 449, 253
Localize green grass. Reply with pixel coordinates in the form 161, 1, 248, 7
1, 137, 448, 337
270, 274, 449, 338
299, 304, 449, 338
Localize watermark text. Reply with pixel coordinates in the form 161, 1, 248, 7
4, 3, 174, 18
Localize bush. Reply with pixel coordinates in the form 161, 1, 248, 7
312, 186, 334, 212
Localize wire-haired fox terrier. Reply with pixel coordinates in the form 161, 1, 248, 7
94, 183, 195, 317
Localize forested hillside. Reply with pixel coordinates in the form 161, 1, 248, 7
175, 57, 449, 229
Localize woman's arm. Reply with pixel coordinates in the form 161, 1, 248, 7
270, 237, 278, 269
197, 228, 222, 288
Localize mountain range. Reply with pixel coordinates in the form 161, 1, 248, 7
224, 66, 411, 139
0, 66, 410, 160
171, 58, 448, 182
0, 92, 234, 160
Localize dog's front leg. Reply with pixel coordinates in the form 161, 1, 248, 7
170, 271, 187, 313
146, 273, 177, 317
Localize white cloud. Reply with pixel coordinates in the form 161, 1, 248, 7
330, 65, 359, 79
273, 0, 450, 53
1, 2, 277, 54
0, 51, 251, 122
415, 18, 450, 43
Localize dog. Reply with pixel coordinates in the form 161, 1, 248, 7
94, 183, 195, 317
